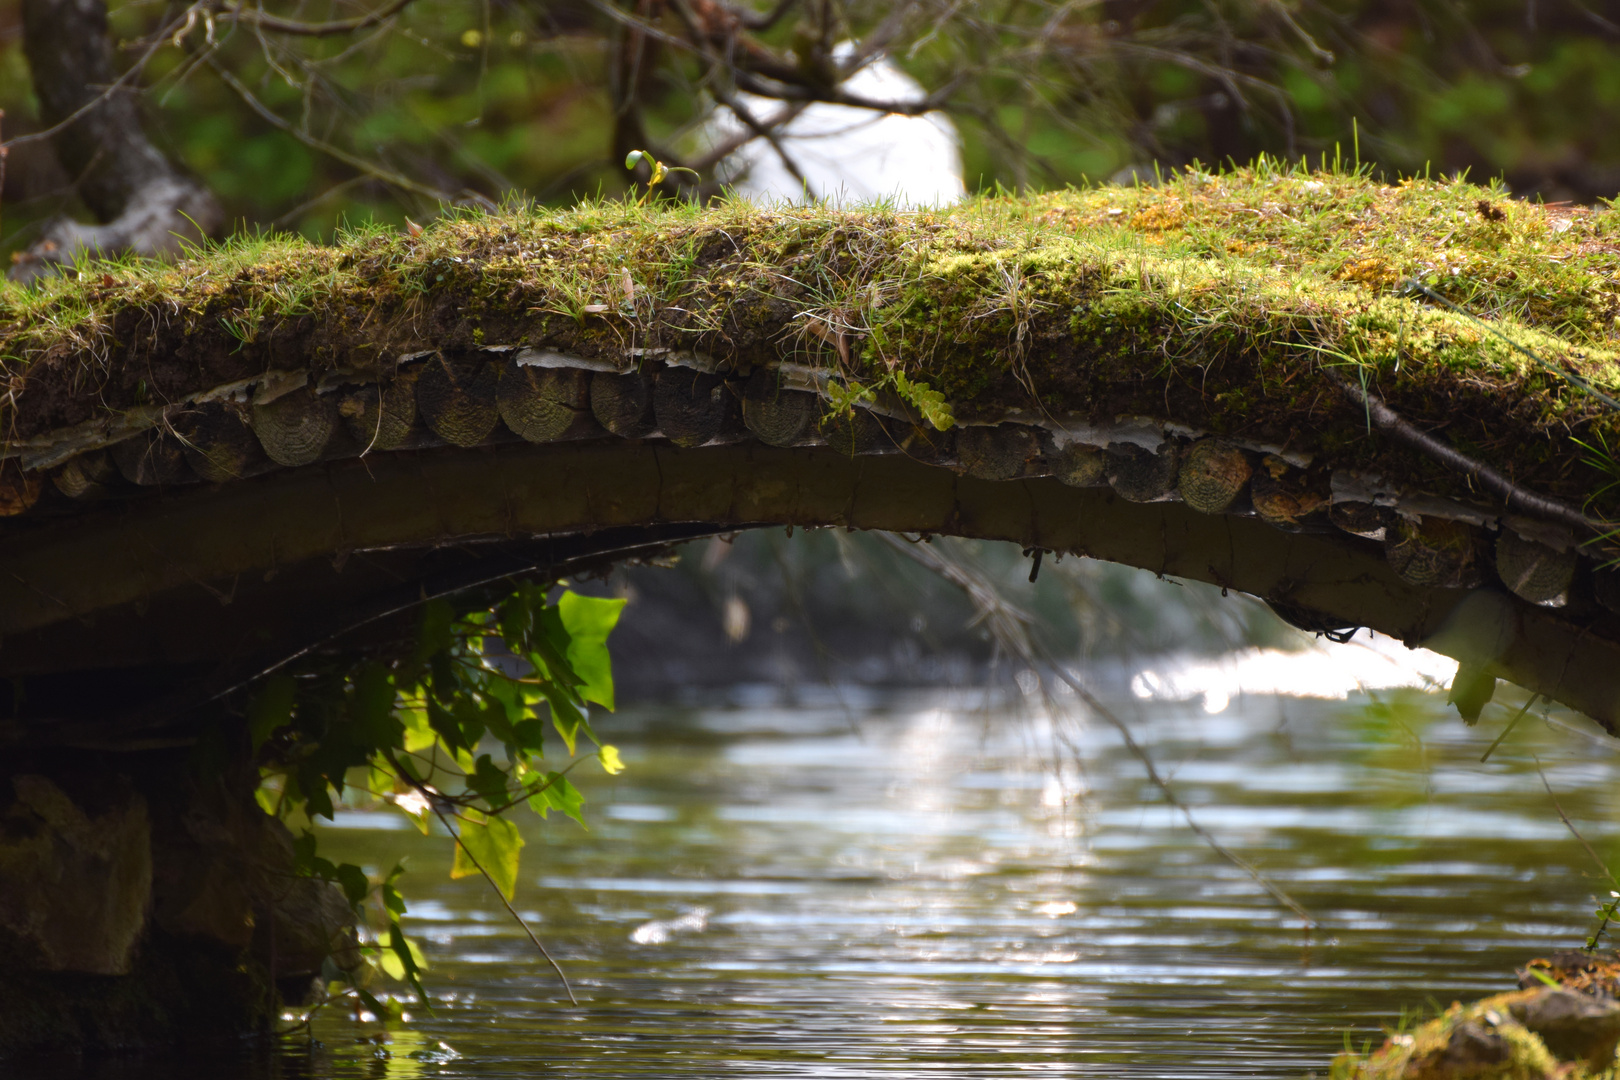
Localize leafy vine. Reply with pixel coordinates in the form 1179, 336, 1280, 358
251, 580, 626, 1018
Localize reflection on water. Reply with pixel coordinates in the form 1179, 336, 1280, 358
26, 672, 1620, 1078
1130, 632, 1459, 714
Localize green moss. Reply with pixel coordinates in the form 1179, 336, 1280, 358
2, 164, 1618, 513
1333, 990, 1593, 1080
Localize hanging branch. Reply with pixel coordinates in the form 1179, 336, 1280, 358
877, 532, 1315, 929
424, 796, 578, 1005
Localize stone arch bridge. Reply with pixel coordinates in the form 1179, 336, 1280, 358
3, 182, 1620, 1050
0, 346, 1615, 738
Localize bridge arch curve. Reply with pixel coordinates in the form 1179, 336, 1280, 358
2, 181, 1619, 733
0, 423, 1614, 731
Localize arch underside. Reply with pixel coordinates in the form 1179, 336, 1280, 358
1, 437, 1613, 738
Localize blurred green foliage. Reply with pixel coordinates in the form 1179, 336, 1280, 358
594, 529, 1300, 698
2, 0, 1619, 263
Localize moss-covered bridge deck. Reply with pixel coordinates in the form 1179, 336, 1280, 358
4, 167, 1620, 732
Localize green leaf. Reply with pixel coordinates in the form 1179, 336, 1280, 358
382, 883, 408, 917
249, 674, 297, 750
335, 862, 370, 908
893, 372, 955, 431
624, 149, 646, 170
378, 947, 404, 981
414, 597, 456, 665
426, 700, 467, 753
1447, 662, 1497, 725
381, 862, 409, 916
468, 753, 510, 806
599, 744, 625, 775
350, 662, 402, 748
483, 675, 523, 728
254, 783, 280, 815
451, 811, 525, 901
558, 592, 626, 710
533, 606, 585, 691
399, 705, 436, 753
378, 921, 431, 1009
498, 595, 532, 656
537, 679, 591, 754
430, 652, 458, 701
528, 772, 586, 828
300, 766, 336, 820
451, 695, 489, 750
292, 831, 337, 879
512, 718, 546, 755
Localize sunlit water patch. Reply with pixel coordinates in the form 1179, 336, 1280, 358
1130, 632, 1459, 714
22, 683, 1620, 1078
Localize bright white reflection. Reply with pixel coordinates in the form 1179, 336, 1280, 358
1129, 632, 1459, 713
704, 46, 965, 207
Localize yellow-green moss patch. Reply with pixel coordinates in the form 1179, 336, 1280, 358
2, 163, 1617, 513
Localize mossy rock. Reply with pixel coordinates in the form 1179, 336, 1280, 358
1387, 516, 1484, 590
1495, 530, 1577, 605
1333, 988, 1620, 1080
1178, 438, 1252, 514
1105, 442, 1178, 502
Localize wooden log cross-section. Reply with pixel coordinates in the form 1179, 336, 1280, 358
3, 171, 1620, 734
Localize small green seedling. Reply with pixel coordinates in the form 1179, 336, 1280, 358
624, 150, 698, 204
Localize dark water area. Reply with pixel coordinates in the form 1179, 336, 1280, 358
23, 671, 1620, 1078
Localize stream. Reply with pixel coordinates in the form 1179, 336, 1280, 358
33, 651, 1620, 1078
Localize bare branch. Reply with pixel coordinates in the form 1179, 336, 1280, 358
731, 0, 799, 31
665, 0, 816, 194
206, 56, 462, 205
687, 100, 807, 172
715, 96, 814, 194
217, 0, 420, 38
877, 533, 1314, 929
733, 68, 963, 115
2, 2, 195, 150
1326, 369, 1606, 538
425, 797, 577, 1005
12, 0, 222, 279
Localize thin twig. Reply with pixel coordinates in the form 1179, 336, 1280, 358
687, 102, 807, 172
1536, 755, 1619, 888
663, 0, 815, 196
1047, 663, 1315, 926
219, 0, 420, 38
877, 532, 1315, 929
206, 56, 457, 203
1480, 693, 1538, 763
2, 5, 197, 150
426, 798, 578, 1004
1404, 277, 1620, 414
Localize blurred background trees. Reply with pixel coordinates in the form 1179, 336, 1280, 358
1, 0, 1618, 266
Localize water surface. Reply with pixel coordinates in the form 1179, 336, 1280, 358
39, 678, 1620, 1077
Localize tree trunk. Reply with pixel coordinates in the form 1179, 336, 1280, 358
13, 0, 222, 281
